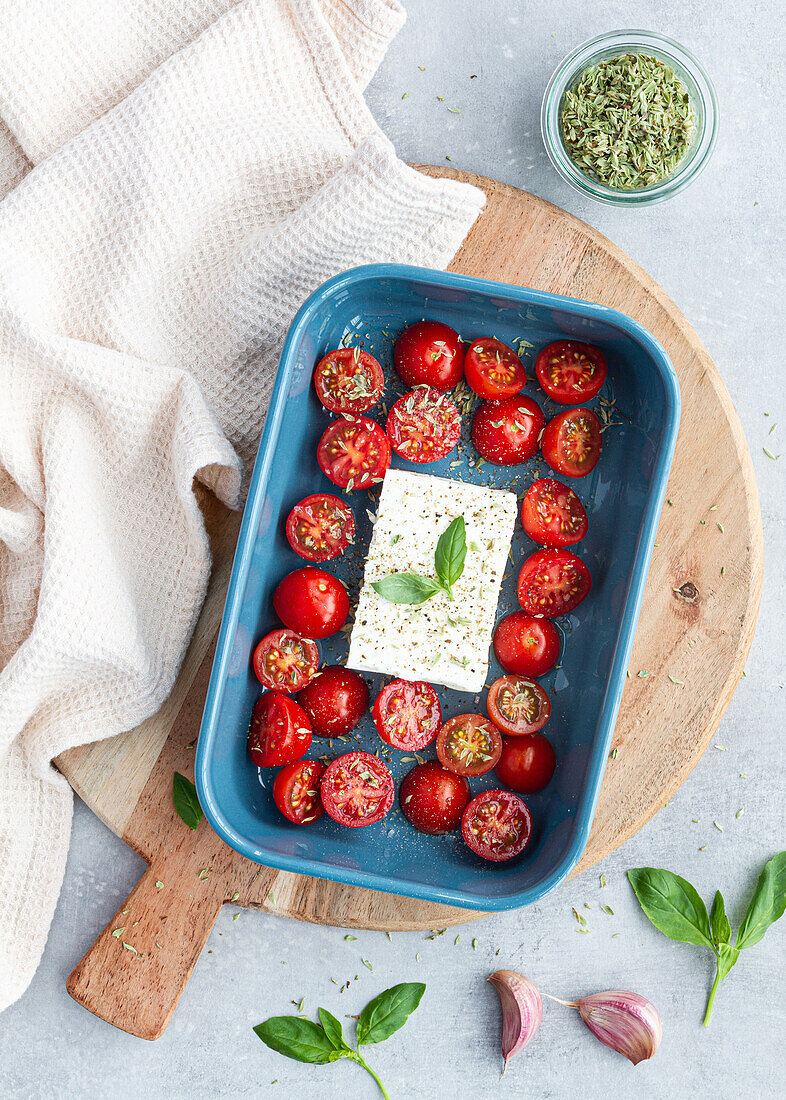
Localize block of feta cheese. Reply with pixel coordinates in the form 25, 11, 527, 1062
347, 469, 517, 694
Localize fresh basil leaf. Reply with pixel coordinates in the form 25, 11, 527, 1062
253, 1017, 336, 1064
434, 516, 466, 592
356, 982, 425, 1047
172, 771, 203, 831
736, 851, 786, 950
716, 942, 740, 981
318, 1007, 350, 1052
628, 867, 714, 947
371, 573, 442, 604
710, 889, 731, 945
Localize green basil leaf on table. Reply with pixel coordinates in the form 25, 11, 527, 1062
627, 867, 714, 947
253, 1017, 336, 1064
172, 771, 203, 831
434, 515, 467, 594
318, 1007, 351, 1052
735, 852, 786, 950
356, 982, 426, 1047
710, 889, 732, 945
371, 573, 442, 605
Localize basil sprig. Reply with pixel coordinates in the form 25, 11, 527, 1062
172, 771, 203, 831
372, 515, 466, 604
628, 852, 786, 1025
254, 982, 425, 1099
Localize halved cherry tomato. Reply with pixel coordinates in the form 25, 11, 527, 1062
272, 759, 325, 823
487, 676, 551, 736
493, 612, 561, 677
247, 692, 312, 767
465, 337, 526, 399
461, 789, 532, 862
541, 407, 602, 478
394, 321, 465, 392
273, 567, 348, 640
317, 416, 391, 490
321, 751, 394, 828
518, 548, 592, 618
297, 666, 368, 737
399, 762, 470, 835
471, 394, 545, 465
286, 494, 355, 562
373, 679, 441, 751
313, 348, 384, 414
385, 387, 461, 463
253, 629, 319, 692
436, 714, 502, 777
521, 478, 588, 547
495, 734, 556, 793
536, 340, 607, 405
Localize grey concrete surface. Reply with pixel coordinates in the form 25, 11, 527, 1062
1, 2, 784, 1097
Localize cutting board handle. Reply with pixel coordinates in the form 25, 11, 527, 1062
67, 857, 226, 1040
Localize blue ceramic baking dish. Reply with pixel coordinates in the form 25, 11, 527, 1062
196, 263, 680, 911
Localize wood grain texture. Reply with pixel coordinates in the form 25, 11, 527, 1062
58, 169, 762, 1039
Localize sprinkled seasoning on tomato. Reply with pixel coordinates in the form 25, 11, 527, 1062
471, 394, 545, 465
436, 713, 502, 777
487, 676, 551, 736
493, 612, 561, 677
465, 337, 526, 399
462, 789, 532, 862
394, 320, 465, 392
521, 478, 588, 547
297, 666, 368, 738
313, 347, 384, 414
399, 762, 470, 835
518, 548, 592, 618
541, 407, 602, 478
495, 734, 556, 794
535, 340, 607, 405
372, 679, 442, 751
317, 416, 391, 490
272, 759, 325, 824
247, 692, 312, 767
386, 386, 461, 463
320, 751, 394, 828
286, 494, 355, 562
272, 566, 349, 639
253, 629, 319, 692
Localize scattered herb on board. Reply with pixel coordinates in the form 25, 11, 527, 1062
172, 771, 203, 831
372, 516, 466, 605
253, 983, 425, 1099
561, 53, 694, 190
628, 853, 786, 1024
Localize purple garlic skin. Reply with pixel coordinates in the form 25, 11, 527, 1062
574, 990, 662, 1065
488, 970, 543, 1067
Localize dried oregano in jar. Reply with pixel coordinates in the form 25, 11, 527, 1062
560, 53, 694, 190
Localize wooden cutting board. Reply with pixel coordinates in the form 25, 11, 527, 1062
57, 168, 763, 1040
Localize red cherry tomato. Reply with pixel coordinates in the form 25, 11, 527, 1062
436, 714, 502, 777
495, 733, 556, 793
313, 348, 384, 414
272, 760, 325, 823
465, 337, 526, 399
286, 494, 355, 562
541, 407, 602, 478
317, 416, 391, 490
521, 478, 588, 548
272, 567, 348, 639
320, 751, 394, 828
247, 692, 312, 767
461, 789, 532, 862
372, 679, 442, 751
471, 395, 545, 465
399, 762, 470, 835
253, 629, 319, 692
385, 387, 461, 463
493, 612, 561, 677
518, 548, 592, 618
297, 666, 368, 738
394, 321, 465, 392
487, 675, 551, 736
535, 340, 607, 405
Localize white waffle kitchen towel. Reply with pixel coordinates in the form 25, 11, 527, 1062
0, 0, 485, 1010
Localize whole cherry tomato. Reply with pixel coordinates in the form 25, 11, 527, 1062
247, 692, 312, 767
471, 394, 545, 465
394, 321, 465, 392
272, 567, 349, 639
495, 733, 556, 793
297, 666, 369, 737
399, 762, 470, 835
493, 612, 561, 677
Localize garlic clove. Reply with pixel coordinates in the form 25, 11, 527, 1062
488, 970, 543, 1069
572, 990, 662, 1065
